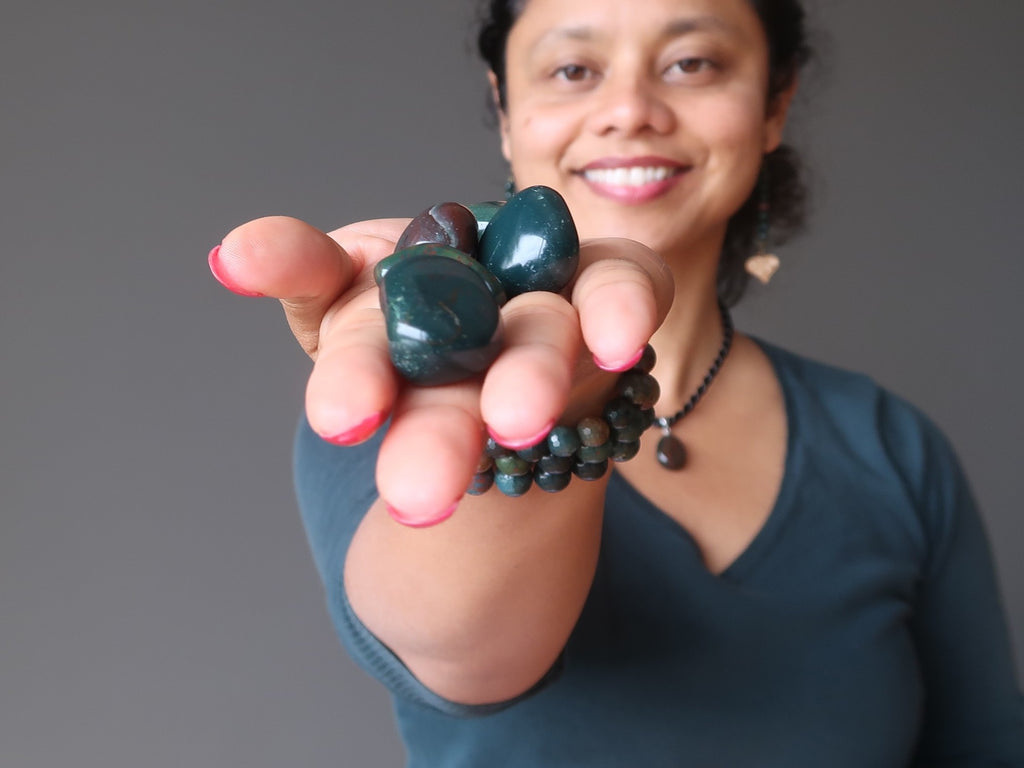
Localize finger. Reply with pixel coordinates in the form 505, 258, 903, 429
571, 238, 673, 371
478, 292, 582, 448
304, 284, 399, 445
376, 380, 485, 525
213, 216, 407, 357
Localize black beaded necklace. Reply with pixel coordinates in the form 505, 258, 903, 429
654, 301, 734, 470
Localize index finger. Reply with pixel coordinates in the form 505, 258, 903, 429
211, 215, 408, 357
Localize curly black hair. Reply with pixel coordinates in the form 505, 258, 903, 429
477, 0, 812, 305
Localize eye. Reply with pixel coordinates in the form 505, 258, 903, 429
553, 63, 593, 82
665, 57, 717, 79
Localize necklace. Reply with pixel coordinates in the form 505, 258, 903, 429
654, 301, 734, 470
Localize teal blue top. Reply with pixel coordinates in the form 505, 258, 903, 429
294, 341, 1024, 767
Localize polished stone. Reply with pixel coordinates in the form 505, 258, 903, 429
466, 200, 505, 239
375, 243, 507, 306
379, 254, 504, 386
477, 185, 579, 298
396, 202, 478, 255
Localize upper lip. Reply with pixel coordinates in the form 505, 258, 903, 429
579, 156, 688, 171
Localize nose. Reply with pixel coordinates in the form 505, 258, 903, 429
586, 71, 675, 137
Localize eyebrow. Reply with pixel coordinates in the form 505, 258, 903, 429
531, 15, 737, 50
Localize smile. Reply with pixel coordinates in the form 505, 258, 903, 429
581, 166, 682, 187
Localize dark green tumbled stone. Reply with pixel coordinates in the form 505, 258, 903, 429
467, 469, 495, 495
495, 471, 532, 497
396, 202, 478, 255
478, 185, 579, 298
494, 453, 531, 477
379, 254, 503, 386
467, 200, 505, 239
547, 425, 581, 458
375, 243, 507, 306
534, 469, 571, 493
573, 458, 608, 481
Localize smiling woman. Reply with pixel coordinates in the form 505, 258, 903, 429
209, 0, 1024, 765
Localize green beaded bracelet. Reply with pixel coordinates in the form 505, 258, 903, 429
467, 345, 660, 497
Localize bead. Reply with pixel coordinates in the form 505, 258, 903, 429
578, 442, 613, 464
495, 471, 532, 497
478, 185, 579, 298
612, 439, 641, 462
635, 344, 657, 374
395, 202, 478, 255
547, 426, 581, 457
475, 454, 494, 473
573, 458, 608, 481
484, 437, 508, 459
467, 470, 495, 495
605, 399, 646, 441
494, 453, 531, 477
656, 434, 687, 470
577, 416, 610, 447
379, 254, 504, 386
537, 453, 573, 474
534, 469, 571, 493
516, 442, 548, 463
616, 371, 660, 410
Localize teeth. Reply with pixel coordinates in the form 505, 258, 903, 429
583, 166, 676, 187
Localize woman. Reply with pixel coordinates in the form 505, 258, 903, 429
209, 0, 1024, 764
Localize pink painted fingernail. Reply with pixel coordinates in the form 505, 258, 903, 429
487, 419, 555, 450
593, 347, 644, 373
208, 245, 264, 297
323, 412, 386, 446
387, 501, 459, 528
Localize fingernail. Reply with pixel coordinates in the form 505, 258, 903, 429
487, 419, 555, 450
593, 347, 644, 373
208, 245, 263, 297
387, 501, 459, 528
323, 412, 386, 446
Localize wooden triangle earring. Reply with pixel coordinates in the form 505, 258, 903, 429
745, 166, 781, 284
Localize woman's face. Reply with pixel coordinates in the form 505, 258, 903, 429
497, 0, 793, 259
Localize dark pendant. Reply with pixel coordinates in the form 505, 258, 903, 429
656, 434, 687, 470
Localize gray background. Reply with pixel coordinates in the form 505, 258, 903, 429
2, 0, 1021, 766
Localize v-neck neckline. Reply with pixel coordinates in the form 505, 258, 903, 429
608, 337, 804, 585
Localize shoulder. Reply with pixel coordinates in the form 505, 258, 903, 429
755, 338, 974, 562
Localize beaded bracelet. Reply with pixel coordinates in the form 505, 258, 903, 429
467, 345, 660, 497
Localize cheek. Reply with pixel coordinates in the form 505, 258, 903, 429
509, 105, 577, 165
692, 95, 769, 188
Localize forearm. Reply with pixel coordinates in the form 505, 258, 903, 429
343, 478, 607, 705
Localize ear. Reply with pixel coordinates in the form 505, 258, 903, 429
488, 71, 513, 164
762, 77, 798, 154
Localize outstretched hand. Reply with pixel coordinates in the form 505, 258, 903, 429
211, 215, 673, 524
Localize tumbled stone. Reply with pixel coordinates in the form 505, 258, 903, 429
467, 200, 505, 239
379, 254, 503, 386
396, 202, 479, 255
477, 185, 579, 298
375, 243, 507, 306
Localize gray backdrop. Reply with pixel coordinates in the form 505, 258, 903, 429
2, 1, 1021, 766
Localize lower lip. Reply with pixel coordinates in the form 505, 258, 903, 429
578, 169, 688, 204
